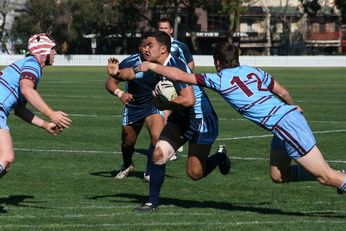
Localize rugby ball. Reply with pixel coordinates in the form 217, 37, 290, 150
154, 80, 177, 101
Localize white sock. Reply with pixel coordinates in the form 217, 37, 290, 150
0, 162, 5, 174
338, 176, 346, 192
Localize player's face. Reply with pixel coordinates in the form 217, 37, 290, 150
142, 37, 166, 62
158, 22, 173, 36
139, 38, 148, 54
47, 48, 56, 66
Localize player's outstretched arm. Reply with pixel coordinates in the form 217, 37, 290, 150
14, 103, 63, 136
19, 79, 72, 128
137, 61, 197, 85
107, 57, 135, 81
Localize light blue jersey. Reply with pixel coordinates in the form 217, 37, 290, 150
0, 55, 41, 116
171, 38, 194, 66
196, 65, 297, 130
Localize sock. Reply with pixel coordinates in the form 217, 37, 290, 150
338, 175, 346, 192
289, 165, 315, 182
204, 152, 226, 177
0, 162, 6, 178
148, 163, 166, 206
121, 144, 134, 168
145, 144, 155, 176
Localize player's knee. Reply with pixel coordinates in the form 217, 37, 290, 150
121, 141, 135, 150
153, 140, 175, 165
270, 171, 284, 183
150, 134, 160, 145
1, 154, 14, 166
187, 168, 203, 181
152, 147, 166, 165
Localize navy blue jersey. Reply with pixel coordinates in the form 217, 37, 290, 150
171, 38, 194, 66
119, 53, 161, 110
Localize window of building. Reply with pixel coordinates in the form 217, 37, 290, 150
319, 23, 326, 32
207, 14, 228, 31
247, 19, 253, 32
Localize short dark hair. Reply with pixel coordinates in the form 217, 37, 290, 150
157, 18, 174, 29
147, 31, 171, 52
212, 42, 240, 69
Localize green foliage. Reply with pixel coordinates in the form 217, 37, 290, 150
11, 0, 120, 54
9, 0, 254, 54
0, 66, 346, 230
335, 0, 346, 24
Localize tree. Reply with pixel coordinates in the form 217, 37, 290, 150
0, 0, 12, 53
11, 0, 61, 52
335, 0, 346, 24
10, 0, 121, 54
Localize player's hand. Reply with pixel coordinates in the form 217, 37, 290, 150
44, 122, 64, 136
135, 61, 153, 72
152, 95, 169, 111
49, 111, 72, 128
119, 92, 134, 105
108, 57, 120, 77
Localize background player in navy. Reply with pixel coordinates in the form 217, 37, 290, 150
137, 42, 346, 195
108, 31, 231, 212
106, 34, 164, 181
0, 33, 72, 178
158, 18, 195, 71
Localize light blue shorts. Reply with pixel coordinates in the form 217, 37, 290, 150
0, 111, 9, 131
271, 110, 316, 160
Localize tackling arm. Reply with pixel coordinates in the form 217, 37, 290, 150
188, 61, 195, 72
138, 62, 197, 85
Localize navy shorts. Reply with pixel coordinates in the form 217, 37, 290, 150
161, 110, 218, 147
122, 105, 164, 126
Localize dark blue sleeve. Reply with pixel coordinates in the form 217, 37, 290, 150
178, 42, 194, 64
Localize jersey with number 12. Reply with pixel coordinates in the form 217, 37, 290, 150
195, 65, 297, 130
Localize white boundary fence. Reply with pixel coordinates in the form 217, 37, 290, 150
0, 54, 346, 67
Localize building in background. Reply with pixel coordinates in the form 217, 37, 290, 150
174, 0, 343, 55
1, 0, 344, 55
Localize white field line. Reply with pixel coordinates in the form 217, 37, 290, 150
29, 111, 346, 124
216, 129, 346, 140
2, 220, 346, 228
14, 148, 120, 154
13, 129, 346, 163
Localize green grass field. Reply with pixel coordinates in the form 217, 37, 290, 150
1, 66, 346, 230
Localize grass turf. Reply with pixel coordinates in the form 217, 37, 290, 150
0, 66, 346, 230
